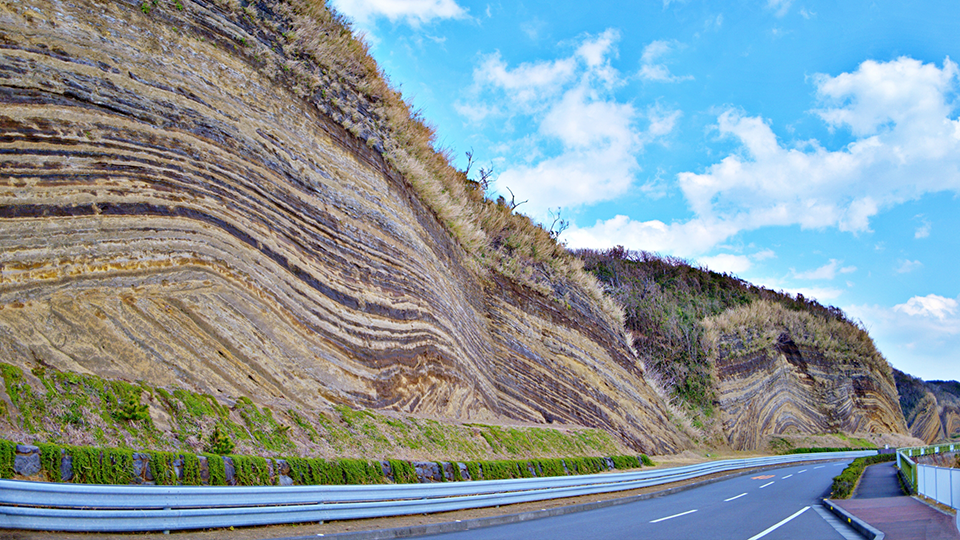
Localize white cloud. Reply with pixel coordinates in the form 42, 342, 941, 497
792, 259, 856, 280
695, 249, 777, 275
462, 30, 679, 216
915, 219, 931, 238
332, 0, 466, 25
698, 254, 753, 275
767, 0, 793, 17
638, 40, 693, 83
787, 286, 843, 301
753, 248, 776, 261
896, 259, 924, 274
849, 297, 960, 380
654, 57, 960, 255
469, 52, 577, 109
895, 294, 958, 320
564, 215, 739, 257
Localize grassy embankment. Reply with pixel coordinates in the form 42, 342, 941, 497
0, 363, 648, 477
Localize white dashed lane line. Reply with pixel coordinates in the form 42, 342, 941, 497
747, 506, 810, 540
724, 493, 747, 502
650, 509, 697, 523
782, 474, 793, 479
814, 465, 826, 469
798, 469, 808, 474
760, 481, 775, 488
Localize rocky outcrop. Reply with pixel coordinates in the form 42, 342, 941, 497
894, 369, 960, 443
704, 301, 908, 450
0, 0, 686, 452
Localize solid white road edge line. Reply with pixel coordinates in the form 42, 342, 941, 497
724, 493, 748, 502
760, 481, 775, 488
650, 509, 698, 523
746, 506, 811, 540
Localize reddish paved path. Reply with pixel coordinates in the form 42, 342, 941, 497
832, 463, 960, 540
834, 497, 960, 540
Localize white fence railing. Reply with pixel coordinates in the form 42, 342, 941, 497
918, 465, 960, 508
896, 443, 960, 514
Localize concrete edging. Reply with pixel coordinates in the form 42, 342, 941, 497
822, 498, 885, 540
276, 462, 837, 540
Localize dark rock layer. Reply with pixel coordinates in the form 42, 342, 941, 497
0, 0, 686, 452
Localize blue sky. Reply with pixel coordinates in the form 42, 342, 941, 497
330, 0, 960, 382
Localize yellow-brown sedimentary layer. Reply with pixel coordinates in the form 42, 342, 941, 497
905, 394, 945, 443
704, 302, 908, 450
0, 0, 686, 452
896, 371, 960, 444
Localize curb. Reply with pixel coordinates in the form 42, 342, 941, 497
822, 498, 885, 540
276, 462, 837, 540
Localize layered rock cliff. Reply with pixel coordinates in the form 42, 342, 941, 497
703, 301, 908, 450
894, 369, 960, 443
0, 0, 687, 453
579, 249, 909, 450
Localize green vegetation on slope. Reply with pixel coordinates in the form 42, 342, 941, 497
1, 438, 651, 486
831, 453, 896, 498
0, 364, 626, 461
578, 247, 867, 424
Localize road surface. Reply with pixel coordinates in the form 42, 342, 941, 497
417, 460, 862, 540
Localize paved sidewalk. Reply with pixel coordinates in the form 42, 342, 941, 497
832, 463, 960, 540
833, 497, 959, 540
855, 461, 905, 498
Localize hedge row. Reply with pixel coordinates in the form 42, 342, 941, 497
831, 453, 896, 498
0, 439, 653, 486
788, 447, 875, 454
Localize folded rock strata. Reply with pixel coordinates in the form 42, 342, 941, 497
704, 302, 908, 450
0, 0, 686, 452
894, 369, 960, 444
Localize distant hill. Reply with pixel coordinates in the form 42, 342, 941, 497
894, 369, 960, 443
578, 247, 908, 449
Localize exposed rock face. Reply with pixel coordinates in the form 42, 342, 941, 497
894, 369, 960, 443
0, 0, 686, 452
704, 302, 908, 450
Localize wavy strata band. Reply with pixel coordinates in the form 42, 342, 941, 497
0, 0, 683, 453
0, 0, 907, 457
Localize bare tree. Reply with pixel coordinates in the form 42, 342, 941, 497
464, 149, 475, 177
505, 187, 527, 210
477, 165, 494, 192
465, 149, 495, 194
547, 207, 569, 239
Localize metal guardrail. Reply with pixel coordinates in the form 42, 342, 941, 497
896, 443, 960, 510
0, 450, 875, 532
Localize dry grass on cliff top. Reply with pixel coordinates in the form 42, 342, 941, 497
702, 299, 893, 376
205, 0, 625, 330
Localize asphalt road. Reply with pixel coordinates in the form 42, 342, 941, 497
417, 460, 861, 540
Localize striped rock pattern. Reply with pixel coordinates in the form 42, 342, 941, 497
894, 370, 960, 443
0, 0, 686, 452
706, 304, 908, 450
